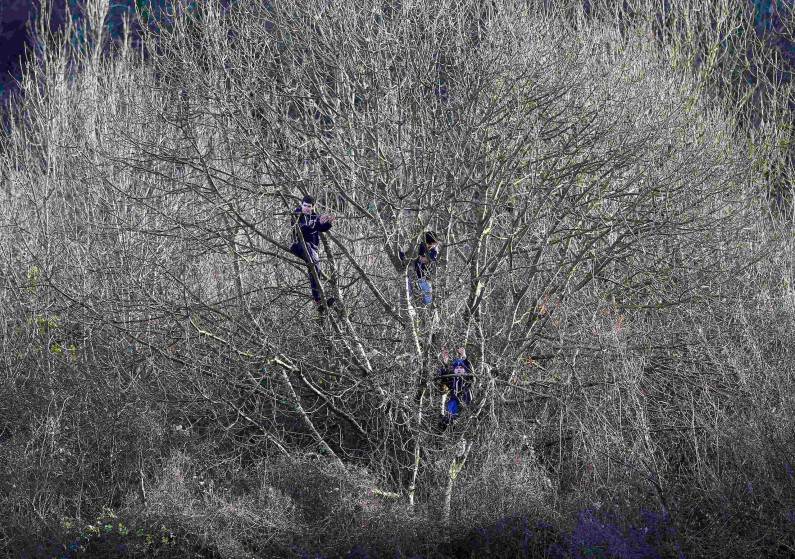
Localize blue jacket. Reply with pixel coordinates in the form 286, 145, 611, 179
291, 207, 332, 248
414, 242, 439, 279
436, 359, 473, 405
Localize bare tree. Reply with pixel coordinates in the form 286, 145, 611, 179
1, 0, 791, 555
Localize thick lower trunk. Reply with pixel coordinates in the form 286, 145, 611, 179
407, 387, 426, 509
441, 440, 472, 526
405, 260, 434, 508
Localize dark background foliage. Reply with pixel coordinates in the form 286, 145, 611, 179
0, 0, 170, 97
0, 1, 792, 97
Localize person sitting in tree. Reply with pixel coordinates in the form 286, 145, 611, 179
436, 347, 474, 428
289, 194, 336, 309
400, 231, 440, 306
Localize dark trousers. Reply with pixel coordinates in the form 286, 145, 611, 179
290, 242, 322, 302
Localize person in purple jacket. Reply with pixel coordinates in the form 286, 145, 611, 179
289, 195, 336, 308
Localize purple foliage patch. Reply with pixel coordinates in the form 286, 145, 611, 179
346, 545, 370, 559
567, 508, 668, 559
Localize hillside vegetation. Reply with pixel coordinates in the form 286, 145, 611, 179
1, 1, 794, 557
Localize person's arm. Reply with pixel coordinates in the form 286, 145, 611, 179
318, 213, 335, 232
457, 348, 474, 379
416, 242, 428, 264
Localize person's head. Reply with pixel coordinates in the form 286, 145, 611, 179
452, 358, 466, 374
301, 195, 315, 215
424, 231, 439, 247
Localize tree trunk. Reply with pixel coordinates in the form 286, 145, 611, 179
442, 439, 472, 527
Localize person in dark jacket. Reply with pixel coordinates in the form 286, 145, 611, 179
436, 347, 474, 428
400, 231, 440, 306
289, 195, 335, 307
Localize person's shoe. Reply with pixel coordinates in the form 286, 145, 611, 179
326, 297, 336, 308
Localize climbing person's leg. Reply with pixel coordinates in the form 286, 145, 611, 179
290, 242, 324, 303
309, 246, 337, 308
289, 241, 304, 260
305, 245, 323, 303
418, 277, 433, 305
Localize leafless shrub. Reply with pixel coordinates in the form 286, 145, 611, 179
1, 0, 793, 556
